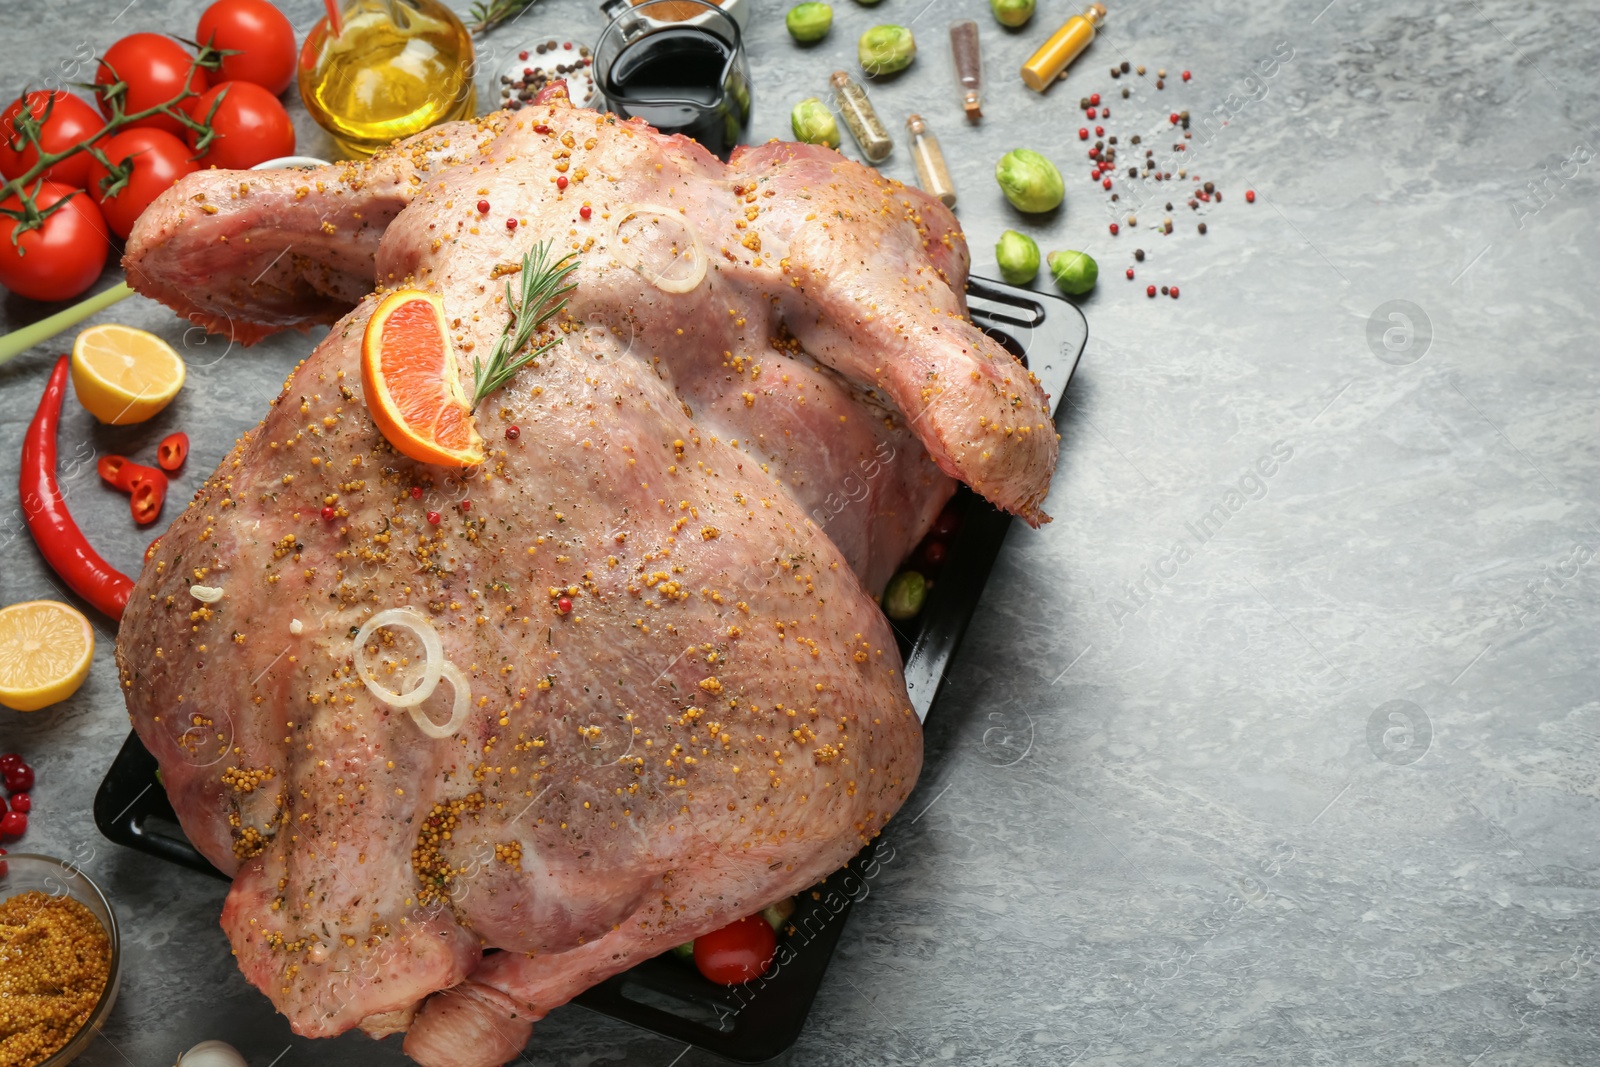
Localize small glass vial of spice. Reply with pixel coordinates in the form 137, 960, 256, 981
1020, 3, 1106, 92
830, 70, 892, 163
949, 20, 983, 121
905, 114, 955, 207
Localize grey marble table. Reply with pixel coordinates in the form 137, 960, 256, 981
3, 0, 1598, 1064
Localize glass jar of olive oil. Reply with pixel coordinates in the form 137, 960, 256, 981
297, 0, 478, 158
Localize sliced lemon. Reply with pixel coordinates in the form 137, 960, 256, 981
0, 600, 94, 712
71, 323, 186, 425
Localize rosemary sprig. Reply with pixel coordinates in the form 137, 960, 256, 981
472, 240, 579, 411
468, 0, 543, 35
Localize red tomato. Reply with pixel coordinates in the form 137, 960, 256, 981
197, 0, 297, 96
186, 81, 295, 170
84, 128, 198, 238
0, 182, 109, 302
0, 92, 106, 187
693, 914, 777, 985
94, 33, 209, 138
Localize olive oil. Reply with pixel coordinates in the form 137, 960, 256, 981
298, 0, 477, 158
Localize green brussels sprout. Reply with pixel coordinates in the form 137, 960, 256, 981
1047, 249, 1099, 295
990, 0, 1035, 26
786, 2, 833, 42
995, 230, 1041, 284
858, 24, 916, 75
671, 941, 695, 961
994, 148, 1064, 213
790, 98, 841, 148
883, 570, 928, 620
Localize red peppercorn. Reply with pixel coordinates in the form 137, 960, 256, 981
1087, 107, 1097, 119
0, 755, 20, 775
1090, 168, 1101, 180
2, 764, 32, 793
427, 511, 441, 525
0, 811, 24, 840
1095, 125, 1104, 136
1169, 112, 1179, 124
519, 50, 529, 60
534, 124, 550, 134
564, 41, 573, 49
1146, 285, 1157, 297
459, 500, 471, 512
506, 425, 521, 440
1078, 128, 1089, 140
506, 217, 518, 230
1089, 93, 1100, 105
411, 486, 423, 499
477, 200, 490, 214
1245, 189, 1256, 202
1169, 285, 1180, 298
579, 205, 592, 219
1102, 177, 1112, 190
321, 505, 336, 521
1126, 268, 1135, 279
557, 596, 573, 614
1109, 222, 1119, 235
1182, 70, 1191, 81
556, 175, 569, 190
8, 794, 27, 814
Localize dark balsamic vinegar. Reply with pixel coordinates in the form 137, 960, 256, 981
601, 26, 750, 158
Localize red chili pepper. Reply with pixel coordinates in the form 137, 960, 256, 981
98, 454, 165, 492
129, 469, 167, 526
156, 431, 189, 471
21, 358, 134, 619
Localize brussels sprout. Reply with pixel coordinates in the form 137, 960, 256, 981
1047, 249, 1099, 295
859, 24, 916, 75
786, 2, 833, 42
790, 98, 841, 148
671, 941, 695, 961
883, 570, 928, 620
994, 148, 1064, 213
995, 230, 1040, 284
990, 0, 1035, 26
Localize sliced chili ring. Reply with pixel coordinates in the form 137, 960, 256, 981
156, 431, 188, 472
99, 455, 165, 494
129, 470, 168, 526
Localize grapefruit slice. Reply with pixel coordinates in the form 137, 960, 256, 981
361, 290, 484, 467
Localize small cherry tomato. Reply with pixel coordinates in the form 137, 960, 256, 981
84, 127, 198, 238
187, 81, 294, 170
0, 91, 106, 187
0, 755, 20, 775
693, 914, 777, 985
0, 811, 26, 840
2, 763, 33, 794
95, 33, 209, 139
8, 794, 27, 814
197, 0, 297, 96
156, 431, 189, 471
130, 470, 168, 525
0, 182, 109, 303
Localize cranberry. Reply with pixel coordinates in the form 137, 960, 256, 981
411, 486, 424, 499
0, 755, 20, 775
477, 199, 490, 214
427, 511, 441, 525
321, 505, 336, 521
506, 425, 521, 440
557, 596, 573, 614
8, 794, 28, 814
0, 811, 25, 839
3, 765, 33, 793
506, 217, 518, 230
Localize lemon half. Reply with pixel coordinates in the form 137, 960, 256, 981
71, 323, 185, 425
0, 600, 94, 712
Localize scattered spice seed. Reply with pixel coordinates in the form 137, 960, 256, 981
1078, 128, 1088, 140
1170, 286, 1180, 298
1121, 60, 1131, 73
1146, 285, 1156, 297
0, 890, 110, 1067
1109, 222, 1119, 235
321, 506, 335, 521
519, 50, 529, 60
1203, 181, 1215, 194
1087, 107, 1097, 119
1182, 70, 1191, 81
579, 205, 592, 219
1111, 66, 1120, 78
1134, 248, 1144, 261
1136, 65, 1145, 75
477, 200, 490, 214
1198, 223, 1207, 234
557, 596, 573, 614
410, 486, 423, 499
1102, 178, 1112, 189
1121, 87, 1129, 98
1079, 97, 1090, 109
506, 218, 518, 230
1125, 267, 1134, 279
556, 175, 569, 190
1245, 189, 1256, 202
1095, 125, 1104, 136
460, 500, 471, 512
1161, 285, 1169, 295
427, 511, 441, 525
506, 425, 520, 440
1156, 79, 1164, 89
1089, 93, 1100, 105
1158, 68, 1167, 77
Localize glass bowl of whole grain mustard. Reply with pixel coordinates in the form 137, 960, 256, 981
0, 854, 121, 1067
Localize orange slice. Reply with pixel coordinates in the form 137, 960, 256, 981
361, 290, 485, 467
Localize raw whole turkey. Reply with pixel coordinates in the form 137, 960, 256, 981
114, 84, 1057, 1066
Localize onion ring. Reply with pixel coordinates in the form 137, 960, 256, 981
613, 204, 707, 294
353, 607, 443, 709
408, 661, 471, 739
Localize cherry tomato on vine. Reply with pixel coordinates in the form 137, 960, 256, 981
693, 914, 777, 985
186, 81, 294, 170
0, 182, 109, 302
197, 0, 297, 96
0, 91, 106, 188
94, 33, 209, 139
84, 128, 198, 239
